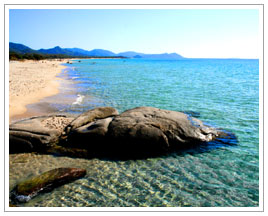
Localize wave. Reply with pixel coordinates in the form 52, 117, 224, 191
71, 76, 79, 80
72, 94, 85, 105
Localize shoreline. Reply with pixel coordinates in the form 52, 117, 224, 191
9, 59, 71, 123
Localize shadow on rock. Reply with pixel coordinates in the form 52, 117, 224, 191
55, 129, 238, 161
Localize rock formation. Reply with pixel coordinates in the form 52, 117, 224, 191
9, 106, 237, 159
9, 115, 74, 153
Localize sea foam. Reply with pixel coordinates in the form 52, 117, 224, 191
72, 94, 85, 105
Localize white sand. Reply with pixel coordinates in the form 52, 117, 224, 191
9, 59, 69, 122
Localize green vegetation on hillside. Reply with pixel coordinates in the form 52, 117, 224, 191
9, 51, 69, 60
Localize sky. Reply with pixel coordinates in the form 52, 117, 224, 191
9, 9, 260, 58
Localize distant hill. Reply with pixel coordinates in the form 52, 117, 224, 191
38, 46, 75, 55
43, 47, 116, 57
9, 42, 185, 59
143, 53, 184, 59
86, 49, 116, 57
118, 51, 184, 59
65, 48, 91, 56
9, 42, 39, 54
118, 51, 144, 58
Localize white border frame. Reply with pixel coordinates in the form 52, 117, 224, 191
3, 2, 264, 213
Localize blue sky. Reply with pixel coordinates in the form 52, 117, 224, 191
9, 9, 259, 58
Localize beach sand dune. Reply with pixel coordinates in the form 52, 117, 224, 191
9, 60, 68, 122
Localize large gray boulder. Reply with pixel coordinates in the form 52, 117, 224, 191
9, 115, 74, 153
106, 107, 222, 157
9, 106, 236, 159
61, 107, 228, 158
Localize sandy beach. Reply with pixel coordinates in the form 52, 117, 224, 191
9, 59, 69, 122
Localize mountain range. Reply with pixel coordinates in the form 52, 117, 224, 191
9, 42, 185, 59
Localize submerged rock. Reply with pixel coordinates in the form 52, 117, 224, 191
46, 145, 89, 158
9, 115, 74, 153
10, 167, 86, 204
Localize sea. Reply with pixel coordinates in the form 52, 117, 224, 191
9, 58, 260, 207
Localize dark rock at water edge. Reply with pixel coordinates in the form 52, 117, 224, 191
63, 117, 114, 156
10, 167, 86, 204
105, 107, 223, 158
9, 106, 237, 159
9, 107, 119, 157
182, 111, 201, 118
59, 107, 236, 159
9, 114, 75, 153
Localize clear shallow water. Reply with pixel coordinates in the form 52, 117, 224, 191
9, 58, 259, 207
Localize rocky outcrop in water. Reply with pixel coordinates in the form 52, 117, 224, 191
106, 107, 221, 156
9, 106, 237, 159
9, 115, 74, 153
10, 167, 86, 204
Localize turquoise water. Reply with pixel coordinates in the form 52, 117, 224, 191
9, 58, 259, 207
